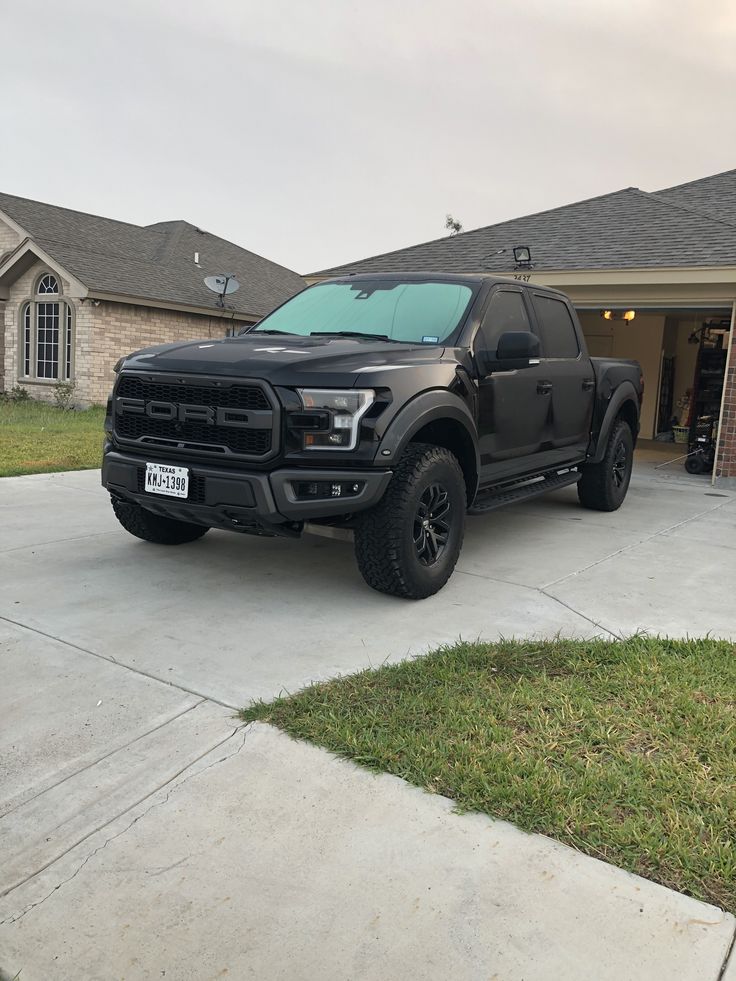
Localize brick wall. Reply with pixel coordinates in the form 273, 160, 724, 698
0, 216, 23, 391
2, 260, 251, 403
82, 300, 250, 403
0, 215, 22, 257
715, 328, 736, 483
2, 259, 76, 397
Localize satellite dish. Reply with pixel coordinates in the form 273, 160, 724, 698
204, 273, 241, 307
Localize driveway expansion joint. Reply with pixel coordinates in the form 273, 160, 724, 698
0, 698, 207, 822
542, 497, 735, 590
0, 723, 250, 925
717, 923, 736, 981
0, 614, 239, 709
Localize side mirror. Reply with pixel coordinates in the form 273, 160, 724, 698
481, 331, 540, 373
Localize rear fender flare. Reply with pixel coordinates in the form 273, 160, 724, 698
589, 381, 640, 463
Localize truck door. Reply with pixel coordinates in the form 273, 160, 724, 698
530, 292, 595, 458
474, 287, 557, 482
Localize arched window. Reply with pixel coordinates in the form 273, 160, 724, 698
38, 274, 59, 295
19, 273, 74, 382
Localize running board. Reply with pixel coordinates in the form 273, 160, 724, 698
469, 469, 581, 514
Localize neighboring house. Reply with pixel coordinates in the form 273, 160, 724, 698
310, 169, 736, 486
0, 193, 304, 404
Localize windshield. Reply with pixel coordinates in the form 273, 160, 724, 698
249, 280, 474, 344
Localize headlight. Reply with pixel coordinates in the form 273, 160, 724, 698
296, 388, 374, 450
113, 357, 126, 373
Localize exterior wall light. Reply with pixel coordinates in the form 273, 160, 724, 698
622, 310, 636, 322
601, 310, 613, 320
513, 246, 532, 268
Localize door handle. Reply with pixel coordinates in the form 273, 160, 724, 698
582, 379, 595, 391
536, 381, 552, 395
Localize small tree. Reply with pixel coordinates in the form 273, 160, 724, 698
445, 214, 463, 235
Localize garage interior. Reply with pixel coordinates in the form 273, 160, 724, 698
577, 307, 732, 475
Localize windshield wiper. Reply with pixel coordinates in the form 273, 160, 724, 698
246, 328, 299, 336
310, 330, 401, 342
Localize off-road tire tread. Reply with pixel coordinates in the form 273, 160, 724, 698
111, 498, 209, 545
354, 442, 465, 599
577, 418, 633, 512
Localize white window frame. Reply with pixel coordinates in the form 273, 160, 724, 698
19, 273, 75, 383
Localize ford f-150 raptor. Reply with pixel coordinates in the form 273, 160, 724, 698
102, 273, 642, 598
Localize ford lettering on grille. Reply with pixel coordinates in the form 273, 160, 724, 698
113, 375, 277, 459
115, 398, 260, 428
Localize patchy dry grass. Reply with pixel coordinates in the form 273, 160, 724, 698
243, 637, 736, 912
0, 400, 105, 476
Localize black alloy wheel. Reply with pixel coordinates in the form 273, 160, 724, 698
413, 483, 452, 566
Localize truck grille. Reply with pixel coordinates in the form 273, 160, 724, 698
114, 373, 277, 460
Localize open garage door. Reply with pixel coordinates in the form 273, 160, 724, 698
576, 306, 732, 476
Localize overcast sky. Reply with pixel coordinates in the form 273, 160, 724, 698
2, 0, 735, 274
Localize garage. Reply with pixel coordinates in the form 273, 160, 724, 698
309, 168, 736, 487
577, 306, 732, 475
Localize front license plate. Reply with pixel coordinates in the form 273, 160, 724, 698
144, 463, 189, 498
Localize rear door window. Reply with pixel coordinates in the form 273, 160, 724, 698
477, 289, 532, 351
532, 295, 580, 359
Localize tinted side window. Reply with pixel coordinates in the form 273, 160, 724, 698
533, 295, 580, 358
478, 290, 531, 351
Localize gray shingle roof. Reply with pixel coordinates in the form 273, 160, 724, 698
0, 193, 304, 318
656, 168, 736, 225
311, 179, 736, 278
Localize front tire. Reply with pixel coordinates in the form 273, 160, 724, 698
354, 443, 466, 599
111, 498, 209, 545
578, 418, 634, 512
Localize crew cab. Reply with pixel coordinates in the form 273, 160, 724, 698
102, 274, 642, 598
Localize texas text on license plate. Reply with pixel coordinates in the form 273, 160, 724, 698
144, 463, 189, 498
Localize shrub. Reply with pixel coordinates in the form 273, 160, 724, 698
0, 384, 31, 403
52, 380, 77, 411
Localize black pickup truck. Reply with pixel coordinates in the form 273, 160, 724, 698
102, 273, 642, 598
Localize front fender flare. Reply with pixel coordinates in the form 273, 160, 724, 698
375, 389, 480, 496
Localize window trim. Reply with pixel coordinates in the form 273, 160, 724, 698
472, 285, 538, 356
530, 291, 582, 362
18, 271, 75, 384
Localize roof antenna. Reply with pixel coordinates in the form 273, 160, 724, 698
204, 273, 240, 308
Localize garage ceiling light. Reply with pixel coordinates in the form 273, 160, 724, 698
600, 309, 636, 322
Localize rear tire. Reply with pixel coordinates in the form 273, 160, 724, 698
578, 418, 634, 512
111, 498, 209, 545
354, 443, 466, 599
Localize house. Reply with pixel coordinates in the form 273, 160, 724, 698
309, 169, 736, 486
0, 193, 305, 404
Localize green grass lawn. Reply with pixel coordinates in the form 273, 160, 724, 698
0, 400, 106, 476
243, 637, 736, 912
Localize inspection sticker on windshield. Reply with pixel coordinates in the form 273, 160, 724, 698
422, 335, 440, 343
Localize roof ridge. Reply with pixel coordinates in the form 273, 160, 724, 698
309, 186, 642, 276
0, 190, 156, 233
639, 188, 736, 230
656, 167, 736, 194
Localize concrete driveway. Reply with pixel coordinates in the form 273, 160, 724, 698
1, 461, 735, 980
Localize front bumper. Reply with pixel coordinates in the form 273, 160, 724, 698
101, 447, 393, 534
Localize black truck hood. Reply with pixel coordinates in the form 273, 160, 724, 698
121, 333, 445, 388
